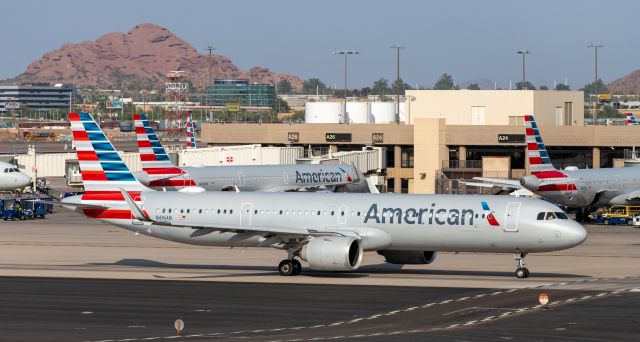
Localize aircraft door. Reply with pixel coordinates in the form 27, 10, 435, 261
338, 205, 348, 224
504, 202, 521, 232
237, 172, 246, 187
240, 203, 253, 226
283, 172, 289, 185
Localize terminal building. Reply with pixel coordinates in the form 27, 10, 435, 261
0, 84, 73, 114
206, 79, 275, 108
199, 90, 640, 194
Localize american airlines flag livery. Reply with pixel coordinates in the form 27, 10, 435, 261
132, 114, 368, 193
626, 112, 638, 126
63, 112, 586, 279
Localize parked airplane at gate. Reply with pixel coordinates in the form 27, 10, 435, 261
62, 112, 587, 278
133, 114, 369, 192
473, 114, 640, 221
0, 161, 31, 191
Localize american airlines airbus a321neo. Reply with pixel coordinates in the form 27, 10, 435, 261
132, 114, 369, 193
62, 113, 587, 278
474, 114, 640, 221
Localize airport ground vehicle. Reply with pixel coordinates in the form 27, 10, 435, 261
590, 205, 640, 225
2, 198, 29, 220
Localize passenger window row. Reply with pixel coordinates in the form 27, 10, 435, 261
251, 209, 354, 217
536, 212, 568, 220
156, 208, 234, 215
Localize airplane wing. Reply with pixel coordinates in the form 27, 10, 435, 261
464, 177, 523, 189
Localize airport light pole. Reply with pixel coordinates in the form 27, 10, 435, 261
205, 44, 215, 122
333, 50, 359, 123
390, 43, 405, 124
516, 49, 530, 90
588, 43, 603, 124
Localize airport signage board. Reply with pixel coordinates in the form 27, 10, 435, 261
106, 100, 122, 109
325, 133, 352, 142
226, 102, 240, 112
498, 134, 525, 143
372, 133, 384, 144
287, 132, 299, 142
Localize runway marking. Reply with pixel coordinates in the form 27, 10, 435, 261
81, 311, 94, 315
84, 280, 640, 342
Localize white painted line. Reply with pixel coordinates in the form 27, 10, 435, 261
482, 316, 495, 321
596, 292, 608, 297
447, 324, 460, 329
464, 320, 477, 325
490, 291, 503, 296
309, 325, 325, 328
457, 297, 470, 301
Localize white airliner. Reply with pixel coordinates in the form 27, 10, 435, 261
0, 161, 31, 191
63, 112, 587, 278
132, 113, 369, 193
472, 114, 640, 221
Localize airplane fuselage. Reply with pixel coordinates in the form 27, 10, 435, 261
135, 164, 368, 192
528, 167, 640, 209
65, 192, 587, 254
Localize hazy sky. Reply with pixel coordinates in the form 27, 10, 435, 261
2, 0, 639, 89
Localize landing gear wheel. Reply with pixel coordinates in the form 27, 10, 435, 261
514, 252, 529, 279
516, 267, 530, 278
292, 259, 302, 275
278, 260, 295, 276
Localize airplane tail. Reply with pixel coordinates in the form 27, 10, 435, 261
69, 112, 152, 218
133, 113, 183, 176
525, 115, 557, 174
626, 112, 638, 126
185, 112, 196, 149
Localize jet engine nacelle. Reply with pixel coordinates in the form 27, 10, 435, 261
520, 175, 540, 191
178, 186, 206, 193
378, 250, 437, 264
300, 236, 363, 271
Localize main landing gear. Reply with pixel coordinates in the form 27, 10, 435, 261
278, 258, 302, 276
515, 252, 530, 278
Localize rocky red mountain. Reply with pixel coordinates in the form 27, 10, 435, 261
7, 23, 301, 90
608, 69, 640, 94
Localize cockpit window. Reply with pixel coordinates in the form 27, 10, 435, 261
545, 212, 557, 220
555, 212, 568, 219
536, 212, 545, 220
3, 168, 7, 173
12, 168, 19, 172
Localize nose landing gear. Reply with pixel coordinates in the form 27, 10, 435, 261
515, 252, 530, 278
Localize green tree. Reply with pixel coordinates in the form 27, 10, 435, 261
467, 83, 481, 90
372, 78, 390, 96
581, 79, 609, 96
277, 79, 293, 94
515, 81, 536, 90
302, 78, 328, 94
434, 73, 456, 90
271, 96, 291, 113
555, 83, 571, 91
539, 85, 549, 90
391, 78, 412, 95
597, 106, 622, 118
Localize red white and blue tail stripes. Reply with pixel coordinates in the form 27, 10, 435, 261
70, 112, 150, 218
186, 112, 196, 149
133, 114, 183, 176
626, 113, 638, 126
525, 115, 556, 174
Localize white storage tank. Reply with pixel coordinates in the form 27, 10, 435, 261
305, 102, 344, 123
346, 102, 369, 123
370, 102, 396, 123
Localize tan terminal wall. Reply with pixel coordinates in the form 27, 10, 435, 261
405, 90, 584, 126
413, 118, 448, 194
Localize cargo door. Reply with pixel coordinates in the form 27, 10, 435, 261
504, 202, 521, 232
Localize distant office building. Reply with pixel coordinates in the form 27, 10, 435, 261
0, 84, 73, 113
206, 80, 275, 108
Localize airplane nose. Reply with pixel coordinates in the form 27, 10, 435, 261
564, 221, 588, 247
19, 174, 31, 187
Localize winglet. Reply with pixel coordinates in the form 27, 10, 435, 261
119, 188, 151, 221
